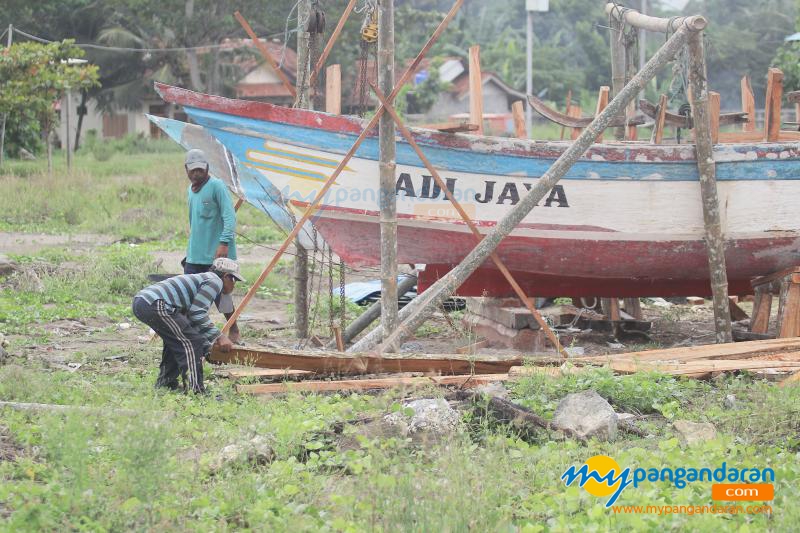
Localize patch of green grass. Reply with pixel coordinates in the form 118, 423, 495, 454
0, 245, 154, 334
0, 149, 287, 244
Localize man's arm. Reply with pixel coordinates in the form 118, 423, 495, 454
187, 276, 224, 344
215, 181, 237, 256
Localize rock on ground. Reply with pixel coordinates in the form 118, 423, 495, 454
212, 435, 275, 470
383, 398, 461, 438
673, 420, 717, 446
552, 390, 618, 441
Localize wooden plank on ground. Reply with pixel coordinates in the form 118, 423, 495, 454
456, 339, 489, 354
610, 359, 800, 376
210, 345, 522, 375
237, 373, 510, 395
215, 367, 313, 379
579, 337, 800, 363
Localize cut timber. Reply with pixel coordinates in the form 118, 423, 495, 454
420, 120, 479, 133
469, 45, 484, 135
741, 76, 756, 132
728, 298, 749, 321
638, 98, 748, 127
594, 86, 610, 142
511, 100, 526, 139
237, 373, 509, 395
587, 337, 800, 363
210, 345, 522, 375
528, 95, 644, 128
609, 358, 800, 376
709, 91, 720, 144
718, 130, 800, 143
569, 105, 582, 140
325, 64, 341, 115
764, 68, 784, 142
215, 367, 313, 379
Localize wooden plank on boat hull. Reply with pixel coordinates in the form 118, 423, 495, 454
236, 373, 510, 395
639, 98, 749, 127
209, 346, 522, 375
528, 95, 644, 128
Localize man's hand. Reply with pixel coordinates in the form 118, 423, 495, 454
215, 243, 229, 259
214, 334, 233, 353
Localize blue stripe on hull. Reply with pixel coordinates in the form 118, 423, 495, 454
183, 107, 800, 183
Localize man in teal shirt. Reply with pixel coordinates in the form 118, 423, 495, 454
182, 149, 241, 343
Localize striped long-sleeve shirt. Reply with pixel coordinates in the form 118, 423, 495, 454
135, 273, 223, 344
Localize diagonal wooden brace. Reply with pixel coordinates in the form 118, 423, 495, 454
369, 83, 566, 357
220, 0, 465, 336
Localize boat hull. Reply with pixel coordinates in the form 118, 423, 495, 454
153, 83, 800, 297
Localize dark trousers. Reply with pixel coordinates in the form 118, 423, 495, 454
132, 297, 207, 393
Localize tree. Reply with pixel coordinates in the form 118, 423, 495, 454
772, 0, 800, 91
0, 41, 99, 161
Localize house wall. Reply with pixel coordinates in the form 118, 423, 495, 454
425, 81, 515, 120
239, 66, 282, 84
57, 94, 163, 149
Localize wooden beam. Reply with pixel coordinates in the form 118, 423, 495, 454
220, 0, 465, 336
210, 345, 522, 375
728, 297, 749, 321
237, 373, 510, 395
469, 45, 484, 135
560, 90, 572, 140
325, 64, 341, 115
310, 0, 357, 87
333, 326, 345, 351
511, 100, 527, 139
601, 298, 621, 321
530, 95, 645, 128
610, 358, 800, 376
215, 367, 313, 379
419, 121, 479, 133
779, 283, 800, 338
234, 11, 296, 99
764, 68, 784, 142
594, 86, 610, 142
569, 105, 582, 140
750, 290, 773, 334
719, 130, 800, 143
639, 98, 749, 127
587, 337, 800, 363
709, 91, 720, 144
741, 75, 756, 132
651, 94, 668, 144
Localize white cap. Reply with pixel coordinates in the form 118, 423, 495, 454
185, 149, 208, 171
211, 257, 245, 281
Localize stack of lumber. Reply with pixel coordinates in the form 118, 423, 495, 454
210, 338, 800, 396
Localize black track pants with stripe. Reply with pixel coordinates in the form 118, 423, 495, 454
132, 297, 207, 393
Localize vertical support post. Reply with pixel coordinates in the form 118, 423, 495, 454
687, 30, 733, 343
511, 100, 527, 139
560, 90, 572, 140
294, 0, 312, 339
325, 64, 341, 115
741, 76, 755, 132
594, 86, 610, 142
569, 105, 582, 140
709, 91, 720, 144
1, 25, 13, 168
378, 0, 398, 343
526, 10, 533, 135
639, 0, 647, 72
469, 45, 484, 135
764, 68, 783, 142
65, 90, 72, 171
609, 14, 626, 140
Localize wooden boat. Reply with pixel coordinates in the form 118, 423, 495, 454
152, 82, 800, 297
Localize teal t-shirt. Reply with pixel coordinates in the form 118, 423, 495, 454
187, 177, 237, 265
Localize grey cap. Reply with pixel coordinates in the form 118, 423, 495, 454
212, 257, 245, 282
185, 149, 208, 171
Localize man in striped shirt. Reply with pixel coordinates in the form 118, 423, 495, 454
132, 258, 243, 393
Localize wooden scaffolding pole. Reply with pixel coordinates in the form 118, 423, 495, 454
369, 83, 566, 356
687, 31, 732, 343
219, 0, 465, 336
378, 0, 398, 343
350, 18, 704, 353
469, 45, 484, 135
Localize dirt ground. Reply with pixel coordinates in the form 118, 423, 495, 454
2, 230, 754, 367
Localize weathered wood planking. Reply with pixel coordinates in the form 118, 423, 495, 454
237, 373, 510, 395
210, 346, 522, 375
